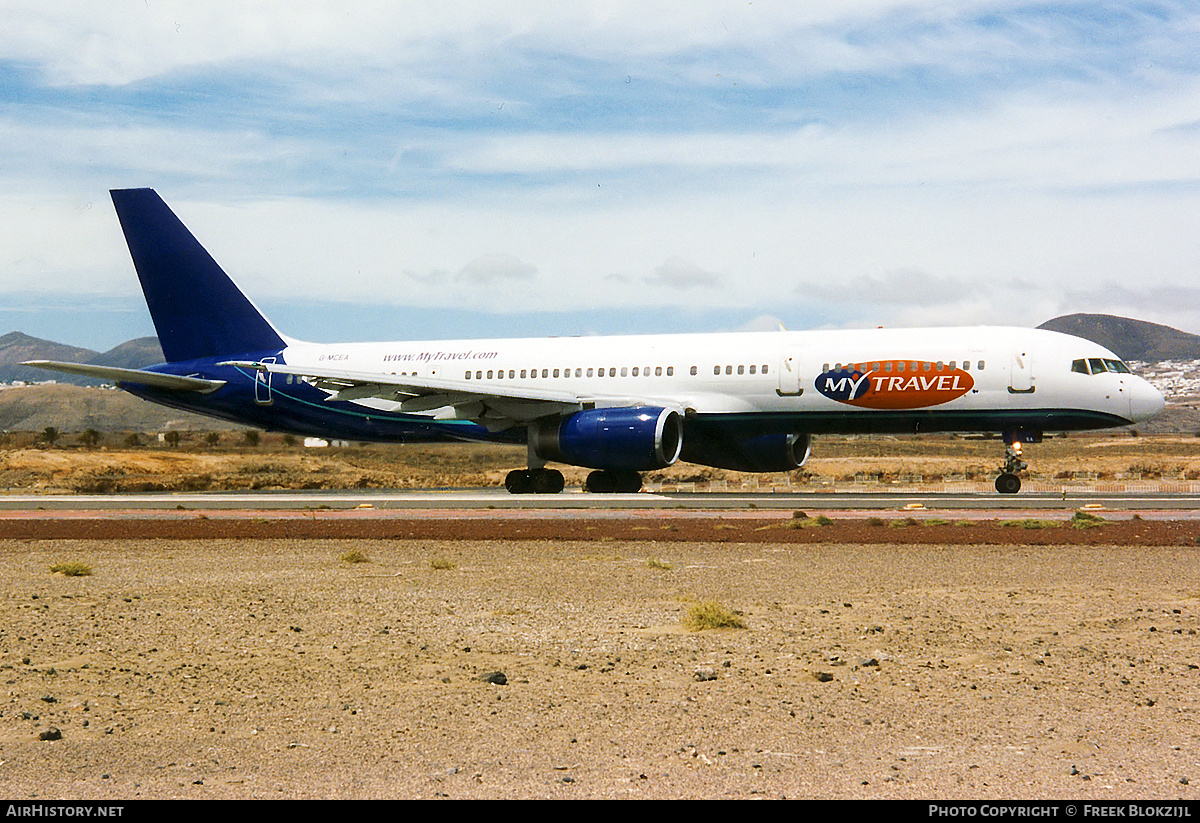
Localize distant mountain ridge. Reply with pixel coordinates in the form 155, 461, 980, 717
1037, 314, 1200, 363
0, 332, 163, 385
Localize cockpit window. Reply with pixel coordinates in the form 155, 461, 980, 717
1074, 357, 1133, 376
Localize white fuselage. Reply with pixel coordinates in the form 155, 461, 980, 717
277, 325, 1163, 431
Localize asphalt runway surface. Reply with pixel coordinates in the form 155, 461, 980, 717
1, 488, 1198, 519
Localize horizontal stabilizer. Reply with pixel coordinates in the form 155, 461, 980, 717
23, 361, 226, 393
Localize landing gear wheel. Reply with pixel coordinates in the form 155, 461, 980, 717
532, 468, 565, 494
505, 469, 532, 494
995, 472, 1022, 494
585, 469, 642, 494
505, 468, 565, 494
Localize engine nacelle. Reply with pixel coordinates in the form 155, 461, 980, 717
534, 406, 683, 471
682, 432, 811, 473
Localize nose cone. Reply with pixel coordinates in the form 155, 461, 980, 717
1129, 378, 1166, 423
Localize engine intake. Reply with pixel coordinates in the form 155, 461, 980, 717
535, 406, 683, 471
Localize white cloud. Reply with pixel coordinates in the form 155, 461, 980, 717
646, 257, 722, 289
1, 0, 1199, 346
454, 253, 537, 284
3, 1, 1016, 86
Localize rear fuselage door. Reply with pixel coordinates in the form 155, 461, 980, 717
255, 356, 275, 405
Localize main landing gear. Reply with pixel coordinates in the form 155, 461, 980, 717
585, 469, 643, 494
504, 467, 565, 494
504, 467, 644, 494
995, 429, 1040, 494
506, 427, 643, 494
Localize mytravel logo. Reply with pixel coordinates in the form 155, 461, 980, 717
815, 360, 974, 409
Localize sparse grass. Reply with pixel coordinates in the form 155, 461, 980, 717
784, 514, 835, 529
430, 557, 456, 570
646, 557, 673, 570
683, 601, 747, 631
339, 549, 369, 564
49, 561, 91, 577
1001, 518, 1061, 530
889, 517, 920, 528
784, 517, 820, 529
1071, 510, 1107, 529
865, 516, 886, 527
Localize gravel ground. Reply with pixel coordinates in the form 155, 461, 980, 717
2, 525, 1199, 799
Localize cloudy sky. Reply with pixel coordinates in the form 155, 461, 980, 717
1, 1, 1198, 350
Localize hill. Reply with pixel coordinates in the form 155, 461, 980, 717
89, 336, 163, 370
0, 383, 242, 433
0, 331, 98, 385
0, 332, 163, 385
1037, 314, 1200, 363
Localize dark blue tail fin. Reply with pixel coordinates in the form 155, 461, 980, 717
110, 188, 286, 363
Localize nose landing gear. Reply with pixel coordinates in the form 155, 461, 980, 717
995, 429, 1040, 494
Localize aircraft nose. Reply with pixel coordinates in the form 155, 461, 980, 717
1129, 378, 1165, 423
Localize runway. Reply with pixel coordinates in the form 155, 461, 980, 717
2, 487, 1199, 517
2, 487, 1195, 546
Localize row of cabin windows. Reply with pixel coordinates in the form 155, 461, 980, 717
463, 363, 776, 381
822, 360, 985, 373
1071, 358, 1132, 375
466, 366, 676, 380
712, 364, 770, 376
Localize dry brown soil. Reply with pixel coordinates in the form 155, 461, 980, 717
1, 518, 1199, 799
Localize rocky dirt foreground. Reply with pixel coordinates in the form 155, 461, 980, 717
1, 531, 1199, 799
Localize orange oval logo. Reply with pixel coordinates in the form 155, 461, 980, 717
815, 360, 974, 409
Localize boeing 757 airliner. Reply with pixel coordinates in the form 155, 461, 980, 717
27, 189, 1165, 494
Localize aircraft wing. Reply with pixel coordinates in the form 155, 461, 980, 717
23, 361, 226, 392
220, 360, 673, 431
